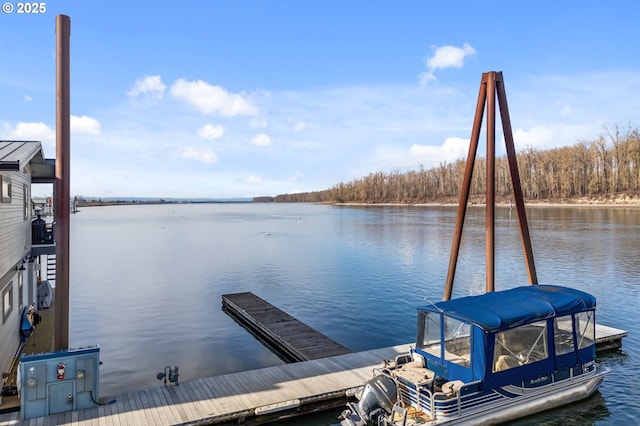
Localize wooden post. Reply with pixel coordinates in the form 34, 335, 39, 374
54, 14, 71, 351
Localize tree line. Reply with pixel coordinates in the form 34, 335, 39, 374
274, 124, 640, 204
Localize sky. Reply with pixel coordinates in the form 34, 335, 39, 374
2, 1, 640, 199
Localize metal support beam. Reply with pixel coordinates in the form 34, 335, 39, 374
54, 14, 71, 350
443, 71, 538, 301
486, 73, 496, 293
496, 74, 538, 284
443, 73, 487, 301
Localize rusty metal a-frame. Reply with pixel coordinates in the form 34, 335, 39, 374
443, 71, 538, 301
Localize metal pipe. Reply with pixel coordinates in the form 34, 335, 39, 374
54, 14, 71, 350
496, 73, 538, 284
443, 73, 487, 301
485, 72, 496, 293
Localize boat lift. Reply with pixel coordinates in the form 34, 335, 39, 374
444, 71, 538, 301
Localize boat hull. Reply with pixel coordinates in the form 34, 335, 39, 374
436, 366, 608, 425
341, 364, 609, 426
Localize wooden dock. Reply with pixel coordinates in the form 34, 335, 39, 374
222, 292, 351, 361
595, 323, 629, 351
0, 326, 627, 425
0, 343, 414, 426
0, 289, 627, 426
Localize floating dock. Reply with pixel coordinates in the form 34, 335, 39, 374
595, 323, 629, 351
0, 324, 627, 426
0, 292, 627, 425
0, 343, 413, 426
222, 292, 351, 361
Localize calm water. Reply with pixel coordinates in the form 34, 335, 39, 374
67, 203, 639, 425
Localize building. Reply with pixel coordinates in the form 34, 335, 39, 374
0, 140, 55, 381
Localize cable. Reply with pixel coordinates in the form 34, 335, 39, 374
91, 390, 116, 405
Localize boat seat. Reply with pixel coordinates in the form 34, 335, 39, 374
441, 380, 465, 397
494, 355, 519, 372
394, 365, 435, 387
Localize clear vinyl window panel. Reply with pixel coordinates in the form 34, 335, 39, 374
576, 310, 596, 350
444, 317, 471, 367
493, 320, 549, 372
419, 312, 442, 358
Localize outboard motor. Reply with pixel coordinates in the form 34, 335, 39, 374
340, 374, 397, 426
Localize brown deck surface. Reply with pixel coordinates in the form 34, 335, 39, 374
222, 292, 352, 361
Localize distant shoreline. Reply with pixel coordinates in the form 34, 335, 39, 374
75, 194, 640, 208
76, 199, 252, 208
330, 194, 640, 208
332, 201, 640, 208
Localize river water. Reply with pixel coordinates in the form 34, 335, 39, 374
67, 203, 639, 425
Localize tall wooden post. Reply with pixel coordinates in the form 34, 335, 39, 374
443, 71, 538, 301
54, 14, 71, 350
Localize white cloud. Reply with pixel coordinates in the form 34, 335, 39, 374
409, 137, 469, 166
511, 124, 599, 151
251, 133, 271, 146
197, 124, 225, 140
179, 147, 218, 164
170, 79, 258, 116
71, 115, 101, 135
293, 120, 305, 132
244, 175, 263, 184
24, 95, 33, 103
420, 43, 476, 86
2, 122, 55, 143
127, 75, 166, 99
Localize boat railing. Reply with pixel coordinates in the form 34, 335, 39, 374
395, 377, 483, 420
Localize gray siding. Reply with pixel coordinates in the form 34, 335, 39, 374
0, 167, 31, 273
0, 166, 34, 374
0, 270, 20, 374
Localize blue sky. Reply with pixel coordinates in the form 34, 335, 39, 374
2, 1, 640, 198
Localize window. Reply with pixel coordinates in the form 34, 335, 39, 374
23, 184, 30, 219
2, 281, 13, 324
554, 315, 575, 355
493, 321, 549, 372
576, 311, 596, 350
444, 317, 471, 367
1, 175, 12, 203
18, 273, 24, 312
419, 312, 442, 357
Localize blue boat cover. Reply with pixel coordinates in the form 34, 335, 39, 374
418, 285, 596, 332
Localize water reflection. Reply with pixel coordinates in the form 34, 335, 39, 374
68, 203, 638, 425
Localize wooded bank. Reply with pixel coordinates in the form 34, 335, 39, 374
275, 125, 640, 204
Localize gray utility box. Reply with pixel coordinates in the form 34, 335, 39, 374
18, 345, 100, 420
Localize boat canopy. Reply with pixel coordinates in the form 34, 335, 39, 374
418, 285, 596, 333
414, 285, 597, 388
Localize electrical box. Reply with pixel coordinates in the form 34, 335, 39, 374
18, 345, 100, 420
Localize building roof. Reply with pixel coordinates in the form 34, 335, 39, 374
418, 285, 596, 332
0, 140, 55, 182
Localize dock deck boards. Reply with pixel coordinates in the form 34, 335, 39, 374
0, 293, 627, 426
0, 324, 627, 426
595, 323, 628, 351
0, 344, 412, 426
222, 292, 351, 361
